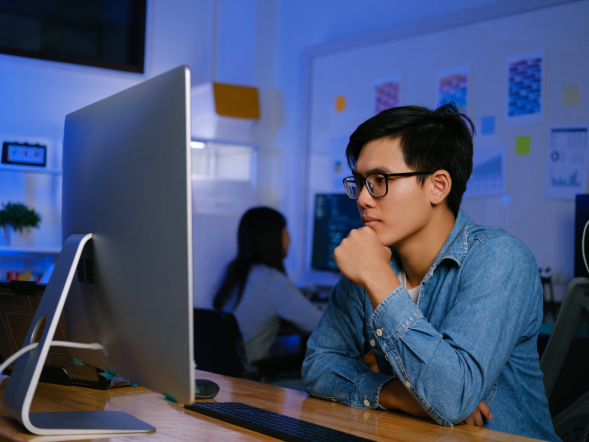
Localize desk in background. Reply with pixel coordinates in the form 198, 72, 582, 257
0, 370, 543, 441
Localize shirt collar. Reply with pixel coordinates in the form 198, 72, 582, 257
389, 209, 474, 282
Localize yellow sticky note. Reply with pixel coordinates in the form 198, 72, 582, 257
563, 85, 580, 107
515, 136, 531, 155
335, 96, 346, 112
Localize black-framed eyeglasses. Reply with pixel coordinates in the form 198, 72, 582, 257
342, 172, 433, 200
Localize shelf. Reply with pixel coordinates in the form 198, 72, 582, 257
0, 246, 61, 255
191, 137, 256, 149
0, 165, 62, 175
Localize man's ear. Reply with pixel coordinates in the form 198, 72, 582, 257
429, 170, 452, 206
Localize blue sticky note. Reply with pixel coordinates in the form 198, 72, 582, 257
73, 358, 84, 366
481, 116, 495, 135
99, 372, 116, 380
129, 382, 139, 388
98, 369, 117, 380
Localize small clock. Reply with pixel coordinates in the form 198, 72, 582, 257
1, 142, 47, 167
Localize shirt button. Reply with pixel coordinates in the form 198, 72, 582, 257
405, 380, 411, 388
364, 399, 370, 407
370, 339, 375, 347
376, 329, 383, 337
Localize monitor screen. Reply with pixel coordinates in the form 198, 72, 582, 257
0, 0, 146, 73
311, 194, 363, 272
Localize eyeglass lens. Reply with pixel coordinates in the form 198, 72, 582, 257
344, 174, 388, 199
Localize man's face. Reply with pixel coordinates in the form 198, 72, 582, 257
353, 137, 432, 248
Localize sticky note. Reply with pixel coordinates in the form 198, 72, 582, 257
99, 372, 116, 380
73, 358, 84, 366
515, 136, 531, 155
161, 392, 178, 403
129, 382, 139, 388
335, 96, 346, 112
563, 85, 580, 107
481, 116, 495, 135
99, 369, 117, 379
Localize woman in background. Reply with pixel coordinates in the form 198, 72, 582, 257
213, 207, 323, 365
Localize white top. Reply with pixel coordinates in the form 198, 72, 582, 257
225, 264, 323, 364
397, 268, 421, 304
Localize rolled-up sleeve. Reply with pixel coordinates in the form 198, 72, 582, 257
370, 236, 541, 425
303, 234, 542, 425
302, 276, 396, 408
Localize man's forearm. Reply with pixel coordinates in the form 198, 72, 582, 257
379, 379, 432, 419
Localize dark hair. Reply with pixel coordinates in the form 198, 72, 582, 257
213, 207, 287, 310
345, 103, 474, 217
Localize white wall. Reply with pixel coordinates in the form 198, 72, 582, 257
302, 1, 589, 289
1, 0, 533, 298
0, 0, 214, 249
273, 0, 508, 281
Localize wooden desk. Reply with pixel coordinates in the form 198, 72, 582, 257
0, 370, 543, 442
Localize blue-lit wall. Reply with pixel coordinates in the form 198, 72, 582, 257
0, 0, 511, 288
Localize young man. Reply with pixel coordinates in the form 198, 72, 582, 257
302, 104, 559, 441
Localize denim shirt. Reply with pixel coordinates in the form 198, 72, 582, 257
302, 210, 559, 441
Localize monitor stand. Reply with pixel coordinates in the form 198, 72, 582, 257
2, 233, 155, 436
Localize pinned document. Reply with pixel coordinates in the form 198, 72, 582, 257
545, 126, 589, 200
463, 145, 507, 199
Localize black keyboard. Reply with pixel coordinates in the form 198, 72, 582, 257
185, 402, 375, 442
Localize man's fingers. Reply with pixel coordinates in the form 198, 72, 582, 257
463, 415, 474, 426
473, 410, 483, 427
478, 401, 493, 420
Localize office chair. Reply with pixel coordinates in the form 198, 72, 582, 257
193, 308, 248, 377
193, 308, 305, 381
539, 220, 589, 441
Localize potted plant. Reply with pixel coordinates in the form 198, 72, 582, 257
0, 202, 42, 246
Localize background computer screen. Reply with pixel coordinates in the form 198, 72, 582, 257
311, 194, 363, 271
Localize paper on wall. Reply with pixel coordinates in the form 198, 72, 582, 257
329, 136, 351, 192
436, 65, 470, 115
544, 126, 589, 200
506, 50, 545, 126
373, 74, 402, 115
463, 145, 508, 199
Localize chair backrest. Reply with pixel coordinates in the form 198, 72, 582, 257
540, 278, 589, 440
193, 308, 246, 377
541, 278, 589, 400
583, 220, 589, 274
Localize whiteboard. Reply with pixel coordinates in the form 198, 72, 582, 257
302, 0, 589, 285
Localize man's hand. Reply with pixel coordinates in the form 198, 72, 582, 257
463, 401, 492, 427
378, 379, 432, 419
333, 227, 399, 308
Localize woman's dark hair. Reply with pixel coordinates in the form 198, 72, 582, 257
213, 207, 287, 310
345, 103, 475, 217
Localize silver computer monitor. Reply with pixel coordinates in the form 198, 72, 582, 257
3, 66, 194, 436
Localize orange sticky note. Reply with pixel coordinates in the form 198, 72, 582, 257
335, 96, 346, 112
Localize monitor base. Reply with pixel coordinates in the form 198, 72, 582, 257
2, 233, 155, 436
29, 411, 155, 433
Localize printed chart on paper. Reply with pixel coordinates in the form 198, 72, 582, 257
545, 126, 589, 200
